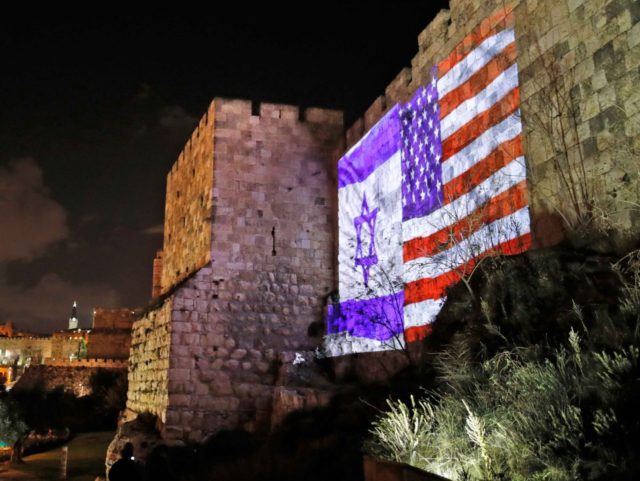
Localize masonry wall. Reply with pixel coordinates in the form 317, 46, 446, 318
50, 332, 86, 360
87, 308, 136, 359
92, 308, 137, 330
208, 99, 342, 356
157, 99, 343, 441
0, 337, 52, 363
123, 0, 640, 443
44, 359, 128, 368
14, 364, 126, 397
126, 300, 172, 422
151, 250, 163, 298
161, 103, 216, 292
518, 0, 640, 235
87, 331, 132, 359
345, 0, 640, 243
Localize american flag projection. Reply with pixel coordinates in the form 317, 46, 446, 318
325, 7, 531, 356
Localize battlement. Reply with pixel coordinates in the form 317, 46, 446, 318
213, 98, 342, 125
44, 358, 127, 369
170, 99, 342, 175
92, 308, 138, 330
0, 335, 51, 342
124, 0, 640, 443
342, 0, 640, 239
159, 97, 343, 294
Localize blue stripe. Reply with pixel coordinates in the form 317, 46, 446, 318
338, 104, 402, 188
327, 291, 404, 341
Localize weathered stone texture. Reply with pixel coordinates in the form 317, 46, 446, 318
159, 100, 342, 441
0, 332, 89, 364
0, 336, 52, 362
126, 300, 172, 422
87, 308, 137, 359
124, 99, 343, 441
13, 364, 126, 397
161, 103, 215, 292
87, 330, 132, 360
92, 308, 137, 330
123, 0, 640, 444
151, 250, 163, 298
348, 0, 640, 241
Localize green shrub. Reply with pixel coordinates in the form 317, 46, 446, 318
368, 250, 640, 481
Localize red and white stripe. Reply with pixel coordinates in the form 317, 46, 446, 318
403, 7, 532, 343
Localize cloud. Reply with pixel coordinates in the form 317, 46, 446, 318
0, 158, 68, 262
141, 224, 164, 235
135, 82, 152, 101
158, 105, 197, 131
0, 273, 120, 332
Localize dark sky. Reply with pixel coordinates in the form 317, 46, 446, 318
0, 4, 449, 333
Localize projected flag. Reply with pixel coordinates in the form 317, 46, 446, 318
326, 105, 405, 357
401, 7, 531, 342
326, 7, 531, 356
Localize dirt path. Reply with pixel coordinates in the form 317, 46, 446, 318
0, 431, 114, 481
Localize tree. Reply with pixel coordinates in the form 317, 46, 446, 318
0, 398, 28, 464
522, 22, 639, 241
406, 170, 530, 309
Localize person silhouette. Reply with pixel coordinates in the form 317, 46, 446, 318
109, 442, 142, 481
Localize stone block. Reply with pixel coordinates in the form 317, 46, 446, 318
581, 94, 601, 121
230, 349, 247, 360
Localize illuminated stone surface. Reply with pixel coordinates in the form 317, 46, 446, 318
122, 0, 640, 443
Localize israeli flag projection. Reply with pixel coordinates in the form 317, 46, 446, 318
325, 105, 405, 356
324, 6, 532, 357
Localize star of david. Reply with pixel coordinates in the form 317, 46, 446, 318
354, 194, 379, 287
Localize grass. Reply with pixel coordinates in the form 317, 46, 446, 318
367, 248, 640, 481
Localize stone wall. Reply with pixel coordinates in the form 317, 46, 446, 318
151, 250, 163, 298
92, 308, 137, 330
87, 330, 132, 360
332, 0, 640, 378
161, 104, 216, 292
0, 336, 52, 364
87, 308, 136, 359
126, 299, 172, 423
50, 331, 86, 360
0, 321, 13, 337
123, 0, 640, 443
208, 99, 342, 355
518, 0, 640, 236
345, 0, 640, 242
124, 99, 343, 441
0, 333, 88, 364
14, 364, 126, 397
160, 100, 342, 440
44, 358, 128, 368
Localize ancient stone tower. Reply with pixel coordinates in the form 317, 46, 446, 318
125, 99, 343, 440
122, 0, 640, 444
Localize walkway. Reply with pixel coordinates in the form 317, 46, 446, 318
0, 431, 114, 480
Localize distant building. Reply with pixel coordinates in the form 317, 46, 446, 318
0, 321, 14, 337
86, 308, 138, 360
68, 301, 79, 330
0, 303, 139, 370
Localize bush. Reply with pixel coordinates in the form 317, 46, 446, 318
368, 250, 640, 481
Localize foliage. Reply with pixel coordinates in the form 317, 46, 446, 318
9, 384, 82, 434
0, 398, 28, 446
368, 249, 640, 481
89, 368, 128, 421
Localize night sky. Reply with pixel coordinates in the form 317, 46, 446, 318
0, 4, 449, 333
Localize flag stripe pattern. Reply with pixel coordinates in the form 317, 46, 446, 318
326, 106, 405, 357
325, 6, 532, 356
401, 6, 531, 343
